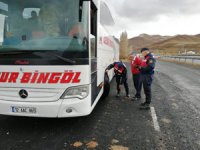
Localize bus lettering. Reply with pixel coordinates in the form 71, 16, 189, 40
72, 72, 81, 83
0, 72, 9, 82
60, 72, 74, 83
48, 73, 62, 84
37, 73, 50, 84
21, 73, 32, 83
0, 72, 81, 84
8, 72, 19, 83
31, 72, 39, 83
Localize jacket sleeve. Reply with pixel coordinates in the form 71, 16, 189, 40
140, 58, 156, 73
106, 63, 115, 70
134, 57, 143, 67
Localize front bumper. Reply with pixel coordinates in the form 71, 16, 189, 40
0, 98, 92, 118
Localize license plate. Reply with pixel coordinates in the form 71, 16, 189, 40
11, 106, 36, 114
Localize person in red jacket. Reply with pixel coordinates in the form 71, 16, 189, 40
128, 54, 143, 101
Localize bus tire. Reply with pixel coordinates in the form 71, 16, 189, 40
102, 73, 110, 99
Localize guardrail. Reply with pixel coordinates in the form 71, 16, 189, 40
160, 55, 200, 65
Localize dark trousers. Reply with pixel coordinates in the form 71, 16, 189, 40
116, 75, 129, 95
132, 74, 142, 98
141, 74, 153, 104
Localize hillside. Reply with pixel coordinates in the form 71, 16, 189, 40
128, 34, 200, 54
128, 34, 171, 51
149, 35, 200, 54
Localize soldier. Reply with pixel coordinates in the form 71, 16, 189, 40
106, 61, 130, 98
135, 48, 156, 109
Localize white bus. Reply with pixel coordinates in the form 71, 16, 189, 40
0, 0, 119, 117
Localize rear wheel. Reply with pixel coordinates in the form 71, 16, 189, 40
102, 73, 110, 99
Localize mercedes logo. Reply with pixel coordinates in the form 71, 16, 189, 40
19, 89, 28, 99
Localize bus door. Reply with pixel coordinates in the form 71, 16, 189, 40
90, 1, 99, 104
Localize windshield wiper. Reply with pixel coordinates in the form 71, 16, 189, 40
0, 50, 76, 65
0, 50, 57, 55
52, 54, 76, 65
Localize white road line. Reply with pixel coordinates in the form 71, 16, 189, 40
150, 106, 160, 132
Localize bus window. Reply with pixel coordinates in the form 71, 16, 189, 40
23, 8, 40, 19
0, 0, 90, 65
100, 2, 115, 35
22, 8, 41, 39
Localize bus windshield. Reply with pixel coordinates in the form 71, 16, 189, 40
0, 0, 89, 65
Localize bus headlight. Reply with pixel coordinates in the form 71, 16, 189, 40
61, 85, 89, 100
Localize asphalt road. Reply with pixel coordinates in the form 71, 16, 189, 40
0, 61, 200, 150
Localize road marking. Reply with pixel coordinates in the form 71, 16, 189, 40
150, 107, 160, 132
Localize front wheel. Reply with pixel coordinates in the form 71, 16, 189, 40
101, 73, 110, 99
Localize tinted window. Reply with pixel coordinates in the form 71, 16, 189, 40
0, 0, 90, 65
100, 2, 114, 26
100, 2, 115, 35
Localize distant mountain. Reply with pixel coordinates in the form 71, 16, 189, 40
148, 34, 200, 54
195, 34, 200, 38
128, 34, 200, 54
128, 34, 171, 50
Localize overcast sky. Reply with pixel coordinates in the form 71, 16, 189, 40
106, 0, 200, 38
